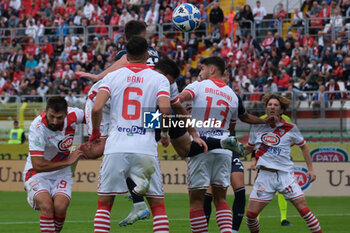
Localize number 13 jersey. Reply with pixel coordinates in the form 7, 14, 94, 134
184, 78, 239, 139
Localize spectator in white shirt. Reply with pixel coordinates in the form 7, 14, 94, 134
145, 5, 159, 26
37, 82, 49, 96
9, 0, 21, 12
253, 1, 266, 39
83, 0, 95, 20
119, 8, 132, 27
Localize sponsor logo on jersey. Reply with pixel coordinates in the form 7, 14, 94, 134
261, 133, 280, 146
198, 129, 224, 137
57, 134, 74, 152
144, 110, 161, 129
310, 146, 349, 162
294, 166, 311, 191
117, 125, 146, 135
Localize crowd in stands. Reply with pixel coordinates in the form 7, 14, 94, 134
0, 0, 349, 109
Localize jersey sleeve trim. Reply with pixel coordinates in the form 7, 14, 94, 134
171, 96, 180, 104
30, 150, 44, 156
184, 89, 195, 98
296, 139, 306, 147
99, 87, 110, 94
247, 142, 255, 147
157, 91, 170, 98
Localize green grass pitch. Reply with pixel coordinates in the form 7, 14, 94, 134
0, 192, 348, 232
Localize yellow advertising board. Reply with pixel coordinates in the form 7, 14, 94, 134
1, 160, 349, 196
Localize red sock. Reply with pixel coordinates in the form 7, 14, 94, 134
246, 211, 259, 233
150, 202, 169, 233
215, 201, 232, 233
94, 199, 112, 233
299, 207, 322, 233
54, 214, 66, 232
40, 214, 55, 233
189, 208, 208, 233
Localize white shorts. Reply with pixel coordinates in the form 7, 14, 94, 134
249, 169, 304, 203
98, 153, 164, 198
186, 151, 231, 190
24, 175, 73, 210
85, 100, 110, 137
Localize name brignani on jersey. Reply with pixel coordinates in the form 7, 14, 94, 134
184, 78, 239, 137
24, 107, 85, 180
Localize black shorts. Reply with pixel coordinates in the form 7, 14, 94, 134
231, 152, 244, 173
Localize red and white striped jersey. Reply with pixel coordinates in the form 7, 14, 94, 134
99, 63, 170, 156
24, 107, 84, 179
184, 78, 239, 140
248, 120, 306, 172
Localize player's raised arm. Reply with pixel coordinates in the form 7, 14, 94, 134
76, 55, 128, 82
91, 87, 110, 141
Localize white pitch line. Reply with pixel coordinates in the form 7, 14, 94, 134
0, 213, 350, 225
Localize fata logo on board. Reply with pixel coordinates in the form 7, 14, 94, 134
261, 133, 280, 146
294, 166, 311, 191
310, 146, 349, 162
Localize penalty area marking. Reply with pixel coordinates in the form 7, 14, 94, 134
1, 213, 350, 225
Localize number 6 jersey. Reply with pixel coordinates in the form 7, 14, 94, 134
99, 63, 170, 156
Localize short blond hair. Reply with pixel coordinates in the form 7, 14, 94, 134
262, 94, 291, 113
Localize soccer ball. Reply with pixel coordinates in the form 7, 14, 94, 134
172, 3, 201, 32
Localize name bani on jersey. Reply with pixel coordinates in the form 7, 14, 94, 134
127, 75, 144, 83
205, 87, 232, 102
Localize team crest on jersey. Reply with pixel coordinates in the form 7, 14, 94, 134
256, 185, 266, 197
58, 134, 74, 152
294, 166, 312, 191
261, 133, 280, 146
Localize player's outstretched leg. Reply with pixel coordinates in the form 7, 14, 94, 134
278, 193, 292, 226
186, 136, 244, 157
119, 178, 150, 226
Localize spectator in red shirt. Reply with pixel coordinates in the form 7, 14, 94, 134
41, 38, 54, 57
220, 41, 231, 61
302, 33, 314, 48
280, 51, 291, 67
277, 69, 291, 91
25, 38, 37, 57
261, 31, 274, 51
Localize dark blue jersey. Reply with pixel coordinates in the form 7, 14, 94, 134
115, 47, 161, 67
236, 93, 246, 117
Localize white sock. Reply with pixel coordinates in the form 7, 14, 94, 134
232, 230, 239, 233
134, 202, 148, 210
